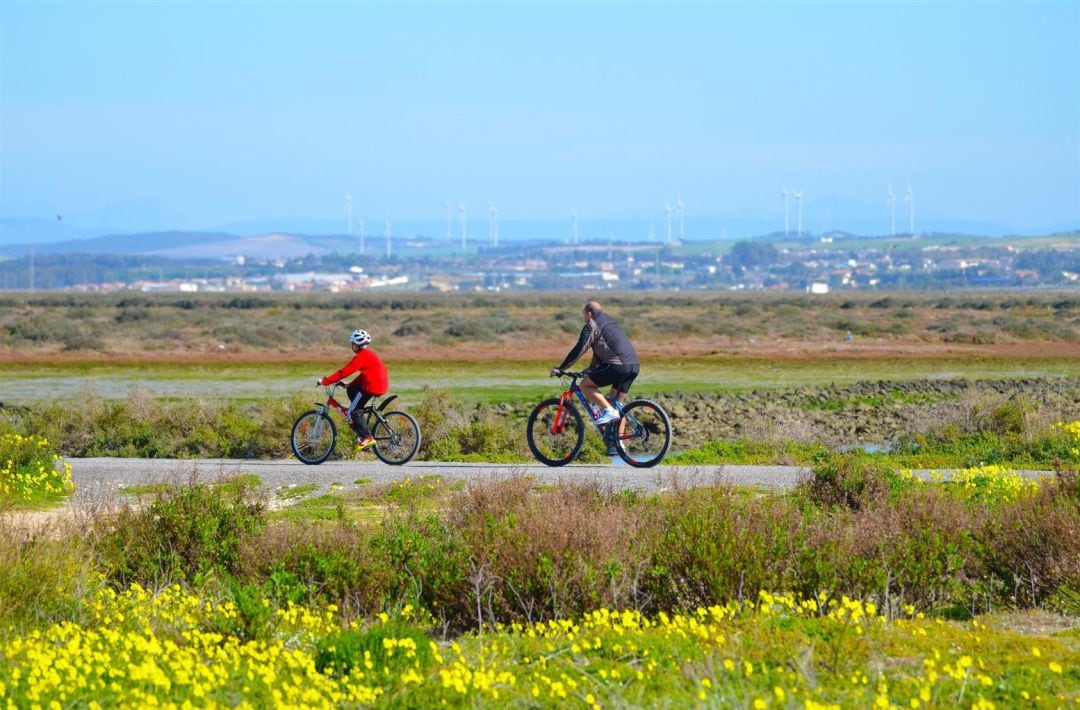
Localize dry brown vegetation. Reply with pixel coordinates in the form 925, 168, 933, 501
1, 291, 1077, 364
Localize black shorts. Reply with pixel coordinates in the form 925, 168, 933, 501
586, 364, 639, 394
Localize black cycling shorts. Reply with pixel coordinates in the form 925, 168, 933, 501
586, 364, 639, 394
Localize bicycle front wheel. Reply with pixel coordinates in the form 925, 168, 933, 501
372, 411, 421, 465
615, 400, 671, 468
526, 398, 585, 466
291, 410, 337, 465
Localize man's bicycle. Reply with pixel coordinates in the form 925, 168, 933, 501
291, 383, 421, 465
526, 370, 671, 468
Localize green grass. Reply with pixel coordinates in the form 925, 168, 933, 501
2, 356, 1077, 406
274, 482, 318, 501
670, 428, 1077, 470
668, 440, 829, 466
270, 490, 386, 525
217, 473, 262, 494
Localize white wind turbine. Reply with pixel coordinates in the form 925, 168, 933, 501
571, 210, 578, 244
887, 185, 896, 236
488, 201, 498, 247
794, 189, 804, 237
781, 188, 790, 237
664, 203, 672, 244
385, 217, 392, 258
459, 203, 467, 251
676, 198, 685, 242
905, 186, 915, 235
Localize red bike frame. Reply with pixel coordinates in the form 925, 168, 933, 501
323, 385, 353, 420
551, 376, 626, 441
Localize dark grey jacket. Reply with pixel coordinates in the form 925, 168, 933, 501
558, 312, 639, 370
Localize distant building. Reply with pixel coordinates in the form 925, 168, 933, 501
808, 282, 829, 294
140, 282, 199, 293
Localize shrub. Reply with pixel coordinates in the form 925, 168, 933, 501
979, 476, 1080, 607
448, 480, 645, 628
372, 511, 470, 628
855, 487, 978, 615
239, 522, 392, 621
410, 388, 461, 459
641, 487, 805, 609
0, 514, 101, 634
95, 476, 266, 588
0, 431, 73, 505
14, 391, 310, 460
800, 452, 893, 510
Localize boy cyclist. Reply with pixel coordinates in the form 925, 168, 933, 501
317, 329, 388, 449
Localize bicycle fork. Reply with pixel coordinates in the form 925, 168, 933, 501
310, 406, 331, 440
549, 396, 572, 435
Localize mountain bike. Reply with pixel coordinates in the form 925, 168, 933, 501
291, 383, 421, 465
526, 370, 671, 468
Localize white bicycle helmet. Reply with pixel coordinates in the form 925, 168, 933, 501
349, 329, 372, 347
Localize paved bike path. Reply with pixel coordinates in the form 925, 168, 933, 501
64, 458, 1057, 508
65, 458, 808, 506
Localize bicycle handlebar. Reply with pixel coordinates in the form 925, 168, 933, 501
552, 369, 587, 379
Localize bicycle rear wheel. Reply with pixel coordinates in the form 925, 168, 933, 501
372, 411, 421, 465
614, 400, 671, 468
526, 398, 585, 466
291, 411, 337, 465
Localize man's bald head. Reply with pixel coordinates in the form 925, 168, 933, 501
583, 301, 603, 316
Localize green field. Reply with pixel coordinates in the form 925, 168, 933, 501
2, 355, 1078, 406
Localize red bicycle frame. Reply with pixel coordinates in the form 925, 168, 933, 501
550, 375, 624, 438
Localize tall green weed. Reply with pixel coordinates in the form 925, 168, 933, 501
95, 476, 266, 588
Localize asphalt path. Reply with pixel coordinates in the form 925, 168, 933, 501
65, 458, 1058, 508
67, 458, 809, 507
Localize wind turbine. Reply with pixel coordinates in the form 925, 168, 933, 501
676, 198, 685, 242
488, 201, 498, 247
359, 217, 366, 255
345, 194, 352, 236
385, 217, 392, 259
887, 185, 896, 237
781, 188, 789, 237
459, 203, 467, 251
794, 190, 804, 237
664, 203, 672, 244
905, 186, 915, 235
571, 211, 579, 244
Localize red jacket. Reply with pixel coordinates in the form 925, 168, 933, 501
321, 348, 389, 395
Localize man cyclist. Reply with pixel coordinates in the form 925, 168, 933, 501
551, 301, 640, 453
318, 329, 388, 449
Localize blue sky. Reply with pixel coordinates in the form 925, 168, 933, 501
1, 0, 1078, 237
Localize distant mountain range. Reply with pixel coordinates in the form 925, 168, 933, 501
2, 214, 1076, 261
0, 229, 362, 260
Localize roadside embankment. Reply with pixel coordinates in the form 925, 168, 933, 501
491, 377, 1080, 449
